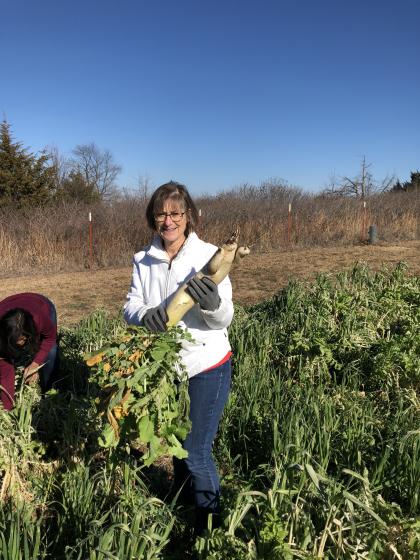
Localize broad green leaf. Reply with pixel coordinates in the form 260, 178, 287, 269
138, 415, 154, 443
98, 424, 118, 448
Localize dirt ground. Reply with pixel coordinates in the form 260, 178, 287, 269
0, 241, 419, 327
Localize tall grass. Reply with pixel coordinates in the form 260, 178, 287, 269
0, 185, 419, 275
0, 265, 419, 558
213, 263, 419, 558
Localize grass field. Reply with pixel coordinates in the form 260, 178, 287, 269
0, 259, 419, 559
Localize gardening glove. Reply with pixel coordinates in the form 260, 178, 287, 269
187, 277, 221, 312
142, 304, 168, 332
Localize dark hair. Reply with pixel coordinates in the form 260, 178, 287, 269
145, 181, 199, 236
0, 308, 40, 363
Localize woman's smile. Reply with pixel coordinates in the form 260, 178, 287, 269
156, 204, 188, 256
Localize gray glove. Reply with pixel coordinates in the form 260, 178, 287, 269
187, 277, 221, 311
142, 304, 168, 332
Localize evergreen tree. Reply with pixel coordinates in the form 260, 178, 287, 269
407, 171, 420, 190
0, 120, 56, 207
55, 170, 101, 203
392, 171, 420, 192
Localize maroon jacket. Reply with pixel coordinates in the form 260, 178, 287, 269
0, 293, 57, 410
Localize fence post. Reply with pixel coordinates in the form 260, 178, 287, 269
361, 200, 367, 241
287, 203, 292, 244
89, 212, 93, 269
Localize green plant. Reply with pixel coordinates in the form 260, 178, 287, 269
85, 325, 191, 466
0, 501, 45, 559
1, 265, 418, 558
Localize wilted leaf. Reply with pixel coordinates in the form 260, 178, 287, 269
85, 351, 106, 367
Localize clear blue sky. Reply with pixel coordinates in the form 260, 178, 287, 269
1, 0, 419, 196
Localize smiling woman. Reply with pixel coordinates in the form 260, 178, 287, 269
153, 206, 188, 261
144, 182, 199, 263
124, 180, 234, 535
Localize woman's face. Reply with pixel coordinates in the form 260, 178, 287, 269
155, 200, 188, 247
16, 335, 27, 347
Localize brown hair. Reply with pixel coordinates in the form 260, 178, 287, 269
145, 181, 199, 236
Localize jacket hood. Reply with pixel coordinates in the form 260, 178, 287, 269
147, 232, 200, 262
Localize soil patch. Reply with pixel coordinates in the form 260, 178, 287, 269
0, 241, 418, 327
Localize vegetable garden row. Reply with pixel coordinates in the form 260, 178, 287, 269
0, 263, 419, 559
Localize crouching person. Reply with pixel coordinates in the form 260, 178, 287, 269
0, 292, 59, 411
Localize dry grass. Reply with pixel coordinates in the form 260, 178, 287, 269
0, 187, 419, 276
0, 185, 418, 326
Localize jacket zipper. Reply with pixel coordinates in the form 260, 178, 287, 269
164, 244, 186, 307
164, 260, 172, 304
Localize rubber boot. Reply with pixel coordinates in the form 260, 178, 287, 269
194, 507, 221, 536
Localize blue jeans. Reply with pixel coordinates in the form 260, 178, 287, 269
39, 298, 59, 391
174, 359, 231, 516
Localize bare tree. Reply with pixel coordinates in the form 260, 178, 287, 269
71, 143, 121, 199
323, 157, 395, 198
322, 172, 342, 197
136, 174, 152, 202
47, 145, 71, 190
340, 156, 374, 199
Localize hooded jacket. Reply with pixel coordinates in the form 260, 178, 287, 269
123, 232, 233, 377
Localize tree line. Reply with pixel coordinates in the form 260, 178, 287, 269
0, 120, 121, 207
0, 119, 418, 208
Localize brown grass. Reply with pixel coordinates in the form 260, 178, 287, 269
0, 187, 419, 276
0, 185, 418, 326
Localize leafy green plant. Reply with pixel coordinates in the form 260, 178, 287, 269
0, 379, 48, 503
85, 325, 191, 466
1, 264, 419, 558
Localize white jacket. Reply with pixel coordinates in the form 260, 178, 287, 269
123, 232, 234, 378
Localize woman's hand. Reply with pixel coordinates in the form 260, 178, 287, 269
143, 305, 168, 332
23, 361, 40, 385
187, 277, 221, 311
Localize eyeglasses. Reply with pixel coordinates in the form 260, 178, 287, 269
154, 211, 186, 223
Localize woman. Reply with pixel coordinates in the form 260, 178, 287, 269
0, 293, 59, 411
124, 181, 233, 534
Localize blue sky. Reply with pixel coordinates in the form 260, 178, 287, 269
1, 0, 419, 196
